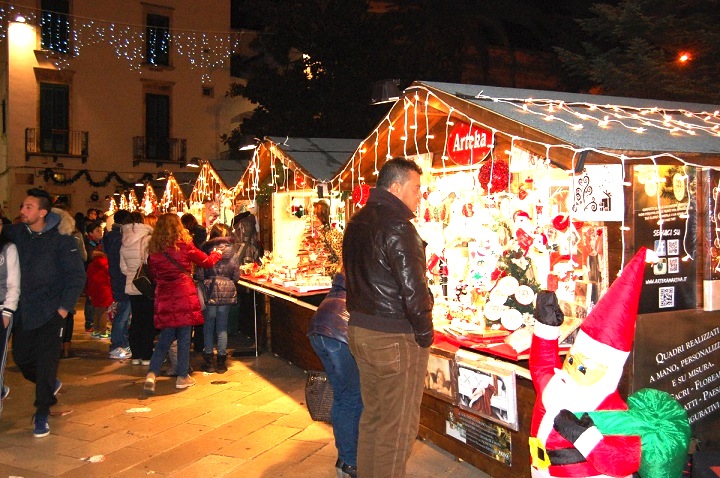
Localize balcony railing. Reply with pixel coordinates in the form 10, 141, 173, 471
25, 128, 89, 162
133, 136, 187, 166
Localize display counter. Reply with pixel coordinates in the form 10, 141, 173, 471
238, 276, 329, 371
418, 333, 534, 477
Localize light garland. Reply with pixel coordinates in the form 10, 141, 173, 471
0, 2, 245, 83
189, 161, 228, 204
160, 173, 187, 213
141, 183, 158, 215
234, 139, 322, 201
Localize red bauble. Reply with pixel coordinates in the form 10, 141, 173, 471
294, 175, 306, 188
352, 184, 371, 207
478, 159, 509, 194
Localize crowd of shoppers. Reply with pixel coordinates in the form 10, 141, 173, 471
2, 159, 437, 478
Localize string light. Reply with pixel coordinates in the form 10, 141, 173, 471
0, 2, 246, 84
330, 84, 720, 197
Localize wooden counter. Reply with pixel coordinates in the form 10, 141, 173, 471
419, 337, 534, 478
237, 277, 329, 371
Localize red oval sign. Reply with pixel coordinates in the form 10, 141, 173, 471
447, 122, 492, 165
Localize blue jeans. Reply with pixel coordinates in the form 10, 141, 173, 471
203, 305, 231, 355
309, 334, 362, 467
110, 298, 131, 350
149, 326, 191, 377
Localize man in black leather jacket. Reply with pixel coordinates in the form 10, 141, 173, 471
343, 157, 434, 477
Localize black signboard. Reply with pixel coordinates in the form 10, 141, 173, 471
707, 170, 720, 280
633, 165, 697, 313
632, 311, 720, 448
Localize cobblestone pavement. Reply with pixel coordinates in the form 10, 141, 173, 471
0, 301, 490, 477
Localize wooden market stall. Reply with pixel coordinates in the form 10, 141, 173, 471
234, 136, 361, 369
329, 81, 720, 476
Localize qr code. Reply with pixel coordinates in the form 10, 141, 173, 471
659, 287, 675, 308
667, 239, 679, 256
668, 257, 679, 273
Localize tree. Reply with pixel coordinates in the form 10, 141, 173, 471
223, 0, 560, 145
553, 0, 720, 103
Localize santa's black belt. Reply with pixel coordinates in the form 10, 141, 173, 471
548, 447, 586, 465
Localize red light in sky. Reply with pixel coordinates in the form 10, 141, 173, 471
678, 52, 691, 63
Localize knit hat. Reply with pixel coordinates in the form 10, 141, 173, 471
572, 247, 648, 369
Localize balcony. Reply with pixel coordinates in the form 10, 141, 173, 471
132, 136, 187, 166
25, 128, 89, 162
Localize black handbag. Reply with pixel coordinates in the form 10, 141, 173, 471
132, 237, 155, 299
305, 371, 334, 423
132, 262, 155, 299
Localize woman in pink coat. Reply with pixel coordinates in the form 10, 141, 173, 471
143, 214, 220, 394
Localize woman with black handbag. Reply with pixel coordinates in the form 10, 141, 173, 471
142, 214, 221, 394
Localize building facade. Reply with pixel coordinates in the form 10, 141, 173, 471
0, 0, 253, 217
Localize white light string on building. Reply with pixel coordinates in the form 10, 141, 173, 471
235, 139, 318, 201
160, 173, 186, 213
0, 2, 246, 83
189, 161, 228, 205
330, 84, 716, 272
477, 93, 720, 137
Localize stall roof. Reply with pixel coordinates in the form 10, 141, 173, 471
208, 159, 248, 190
267, 137, 362, 181
422, 81, 720, 155
334, 80, 720, 185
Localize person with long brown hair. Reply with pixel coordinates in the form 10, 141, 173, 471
142, 214, 221, 393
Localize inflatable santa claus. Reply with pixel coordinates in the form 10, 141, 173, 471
529, 247, 690, 478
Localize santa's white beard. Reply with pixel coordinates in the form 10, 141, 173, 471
542, 368, 619, 414
536, 368, 617, 443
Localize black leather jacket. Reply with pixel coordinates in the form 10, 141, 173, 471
343, 187, 434, 346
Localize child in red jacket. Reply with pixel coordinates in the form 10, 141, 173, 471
85, 250, 113, 338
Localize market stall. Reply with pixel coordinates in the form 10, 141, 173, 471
234, 136, 361, 369
329, 81, 720, 476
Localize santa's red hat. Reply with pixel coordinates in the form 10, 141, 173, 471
572, 247, 648, 369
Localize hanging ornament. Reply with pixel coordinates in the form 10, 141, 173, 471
478, 159, 509, 194
462, 203, 474, 217
518, 186, 528, 200
552, 214, 570, 231
352, 184, 371, 207
295, 174, 306, 189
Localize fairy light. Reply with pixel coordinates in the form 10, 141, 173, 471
0, 3, 246, 84
160, 173, 187, 213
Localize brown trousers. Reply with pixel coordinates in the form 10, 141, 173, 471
348, 326, 430, 478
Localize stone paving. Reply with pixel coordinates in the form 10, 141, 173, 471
0, 301, 490, 477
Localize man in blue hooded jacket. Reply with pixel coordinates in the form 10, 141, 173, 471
2, 189, 85, 437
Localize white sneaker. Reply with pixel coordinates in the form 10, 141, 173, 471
109, 348, 130, 359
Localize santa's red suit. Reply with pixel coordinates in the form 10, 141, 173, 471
529, 248, 650, 478
529, 326, 641, 478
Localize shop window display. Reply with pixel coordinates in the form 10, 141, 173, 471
413, 150, 609, 357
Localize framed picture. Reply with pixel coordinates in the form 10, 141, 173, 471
425, 346, 456, 402
455, 349, 519, 431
